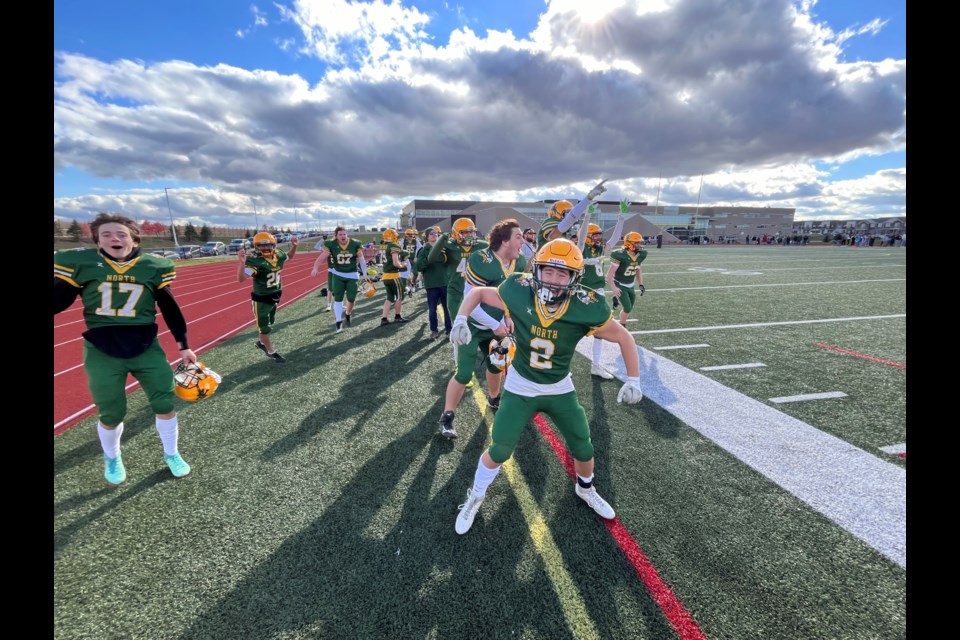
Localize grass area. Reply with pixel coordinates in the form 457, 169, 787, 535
54, 245, 907, 639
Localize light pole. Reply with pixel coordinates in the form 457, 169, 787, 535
164, 188, 179, 247
251, 197, 260, 232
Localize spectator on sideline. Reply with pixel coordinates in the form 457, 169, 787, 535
238, 231, 299, 362
449, 238, 644, 534
416, 227, 451, 340
53, 212, 197, 485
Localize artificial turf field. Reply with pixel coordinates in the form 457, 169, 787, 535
54, 245, 907, 639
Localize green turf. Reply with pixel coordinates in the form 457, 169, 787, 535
54, 247, 907, 639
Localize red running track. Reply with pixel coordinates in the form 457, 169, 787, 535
54, 255, 327, 434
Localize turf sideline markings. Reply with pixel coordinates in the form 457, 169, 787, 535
580, 337, 906, 569
815, 343, 906, 369
630, 314, 905, 335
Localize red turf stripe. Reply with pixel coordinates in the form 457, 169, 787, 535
815, 343, 906, 369
532, 412, 707, 640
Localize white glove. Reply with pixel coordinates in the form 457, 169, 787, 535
449, 315, 472, 346
587, 179, 609, 201
617, 376, 643, 404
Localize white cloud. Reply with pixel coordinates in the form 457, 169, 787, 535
54, 0, 905, 228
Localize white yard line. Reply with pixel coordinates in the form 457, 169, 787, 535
700, 363, 766, 371
577, 337, 906, 568
630, 314, 905, 335
770, 391, 848, 403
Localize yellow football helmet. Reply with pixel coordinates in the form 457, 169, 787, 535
358, 280, 376, 298
253, 232, 277, 258
488, 336, 516, 371
548, 200, 573, 220
532, 238, 584, 304
623, 231, 644, 252
451, 218, 477, 247
173, 362, 222, 402
585, 223, 603, 246
382, 228, 399, 244
404, 228, 418, 241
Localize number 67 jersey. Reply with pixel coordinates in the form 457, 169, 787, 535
498, 272, 612, 385
53, 248, 175, 330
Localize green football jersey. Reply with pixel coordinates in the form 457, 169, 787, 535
580, 243, 607, 289
441, 237, 489, 298
53, 248, 176, 330
381, 242, 408, 274
609, 248, 648, 286
324, 239, 363, 275
464, 248, 527, 326
498, 272, 612, 384
402, 239, 419, 274
244, 250, 289, 296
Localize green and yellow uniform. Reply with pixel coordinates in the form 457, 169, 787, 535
486, 272, 613, 463
402, 238, 419, 280
53, 248, 180, 422
381, 241, 409, 302
608, 248, 648, 313
580, 243, 607, 291
244, 249, 290, 334
427, 234, 489, 317
323, 238, 364, 301
451, 249, 527, 384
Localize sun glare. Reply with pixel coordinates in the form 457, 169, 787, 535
551, 0, 627, 24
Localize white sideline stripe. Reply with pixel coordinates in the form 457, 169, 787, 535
880, 443, 906, 455
630, 314, 905, 335
770, 391, 848, 403
577, 337, 906, 568
647, 278, 905, 293
700, 362, 766, 371
655, 344, 710, 350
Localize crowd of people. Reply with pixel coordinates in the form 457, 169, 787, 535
54, 179, 650, 536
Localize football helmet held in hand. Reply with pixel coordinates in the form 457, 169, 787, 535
488, 336, 516, 371
174, 362, 222, 402
358, 280, 376, 298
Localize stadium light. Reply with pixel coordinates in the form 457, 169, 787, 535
164, 188, 179, 247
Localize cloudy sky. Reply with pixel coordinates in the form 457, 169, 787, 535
54, 0, 905, 232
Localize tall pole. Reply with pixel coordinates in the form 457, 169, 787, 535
165, 188, 179, 247
251, 198, 260, 231
694, 174, 703, 242
654, 170, 662, 213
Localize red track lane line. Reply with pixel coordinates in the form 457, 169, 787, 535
531, 413, 706, 640
815, 343, 906, 369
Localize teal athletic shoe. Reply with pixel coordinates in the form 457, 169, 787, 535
103, 453, 126, 485
164, 453, 192, 478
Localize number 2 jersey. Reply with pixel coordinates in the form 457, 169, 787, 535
498, 272, 612, 386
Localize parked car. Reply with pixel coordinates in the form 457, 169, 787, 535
201, 241, 227, 256
149, 249, 181, 260
175, 244, 202, 259
227, 238, 250, 254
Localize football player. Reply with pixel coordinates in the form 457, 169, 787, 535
379, 228, 410, 324
579, 200, 628, 378
606, 231, 648, 328
426, 217, 489, 318
311, 226, 370, 333
53, 213, 197, 484
438, 219, 526, 438
537, 179, 609, 250
238, 231, 299, 362
449, 238, 643, 534
401, 228, 421, 295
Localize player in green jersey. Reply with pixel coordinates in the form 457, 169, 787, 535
426, 217, 489, 318
53, 213, 197, 485
438, 219, 526, 439
536, 179, 609, 250
579, 200, 627, 379
311, 226, 370, 333
379, 228, 410, 325
449, 238, 644, 534
238, 231, 299, 362
606, 231, 648, 327
401, 228, 421, 296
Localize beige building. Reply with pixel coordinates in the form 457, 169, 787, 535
401, 199, 795, 244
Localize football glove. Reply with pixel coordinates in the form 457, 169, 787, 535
449, 315, 472, 346
587, 203, 598, 215
587, 179, 609, 200
638, 284, 645, 296
617, 377, 643, 404
619, 198, 631, 214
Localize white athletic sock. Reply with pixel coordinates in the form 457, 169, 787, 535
333, 301, 344, 321
471, 457, 502, 498
155, 416, 180, 456
592, 337, 603, 366
97, 422, 123, 459
577, 473, 594, 489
